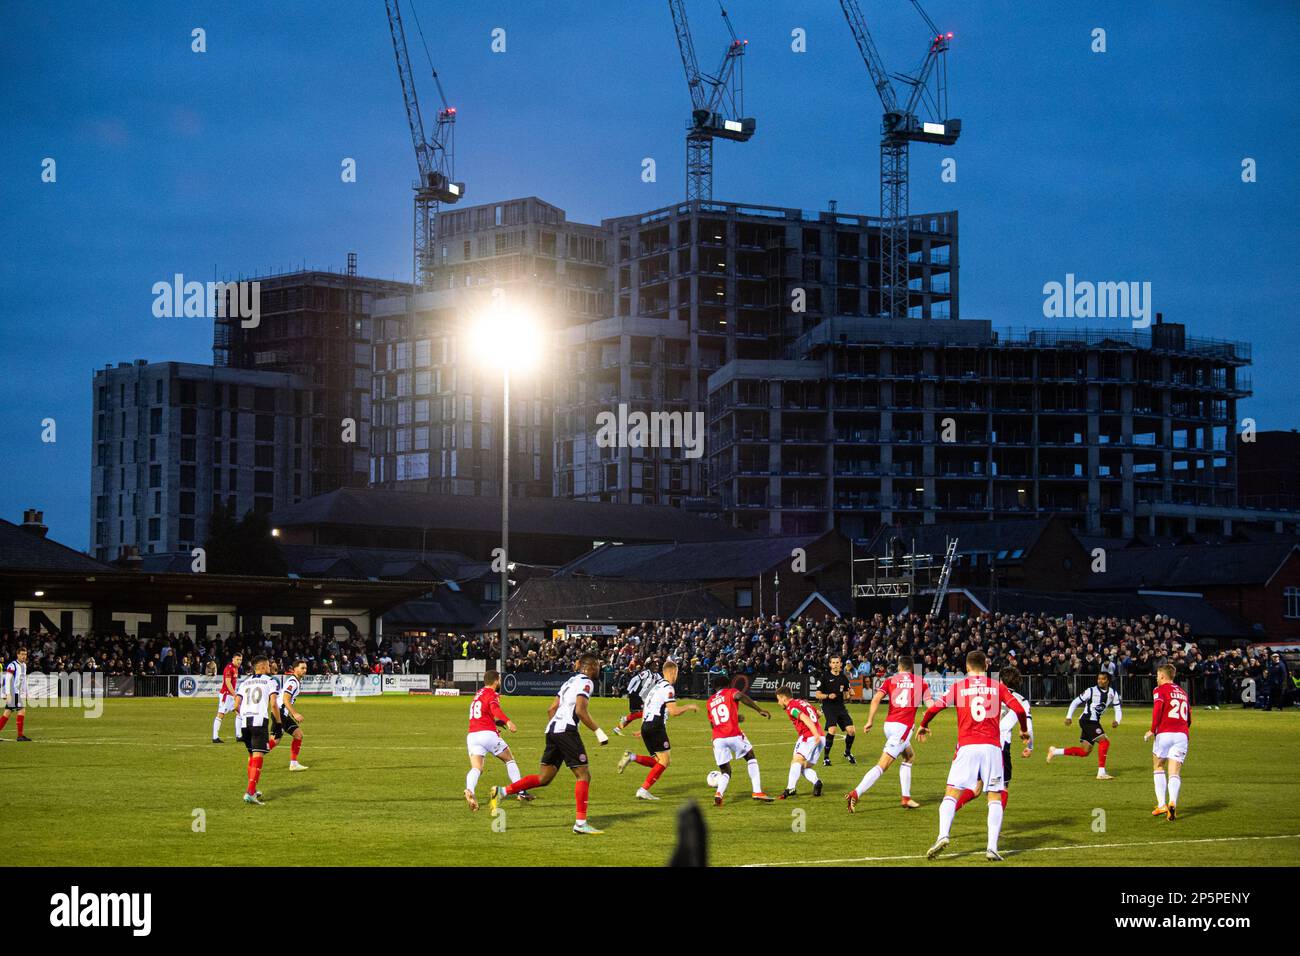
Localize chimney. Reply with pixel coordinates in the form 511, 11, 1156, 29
113, 544, 144, 571
19, 509, 48, 538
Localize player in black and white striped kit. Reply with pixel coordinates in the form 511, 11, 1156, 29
1047, 672, 1123, 779
489, 654, 611, 834
234, 656, 282, 806
615, 660, 698, 799
614, 661, 656, 736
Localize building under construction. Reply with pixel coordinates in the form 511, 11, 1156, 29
213, 267, 412, 497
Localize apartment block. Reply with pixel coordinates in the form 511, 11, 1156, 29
90, 361, 311, 561
707, 316, 1253, 540
369, 198, 611, 500
553, 199, 958, 505
213, 268, 412, 496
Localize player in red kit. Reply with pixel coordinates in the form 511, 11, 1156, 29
916, 650, 1029, 861
464, 670, 528, 811
847, 655, 932, 812
212, 652, 242, 743
704, 674, 775, 805
775, 686, 825, 799
1144, 663, 1191, 821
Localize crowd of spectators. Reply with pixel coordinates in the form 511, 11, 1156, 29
1, 610, 1295, 706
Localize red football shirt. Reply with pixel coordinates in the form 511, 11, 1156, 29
879, 672, 930, 729
1150, 681, 1191, 735
468, 686, 508, 734
707, 687, 743, 739
921, 674, 1026, 747
783, 698, 823, 740
221, 664, 239, 698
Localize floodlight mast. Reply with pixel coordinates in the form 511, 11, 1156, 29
385, 0, 464, 288
668, 0, 756, 202
839, 0, 960, 318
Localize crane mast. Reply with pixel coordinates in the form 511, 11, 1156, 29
839, 0, 959, 319
385, 0, 464, 289
668, 0, 755, 202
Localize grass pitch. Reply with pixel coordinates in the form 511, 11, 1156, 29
5, 695, 1299, 867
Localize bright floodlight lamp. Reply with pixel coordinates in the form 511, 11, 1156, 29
469, 296, 543, 372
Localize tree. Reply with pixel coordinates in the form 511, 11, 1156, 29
203, 504, 287, 576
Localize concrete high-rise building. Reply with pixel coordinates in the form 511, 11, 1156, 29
370, 197, 610, 499
707, 316, 1252, 540
213, 268, 412, 497
553, 199, 958, 505
90, 361, 311, 561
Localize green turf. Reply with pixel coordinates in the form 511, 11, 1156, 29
5, 695, 1299, 866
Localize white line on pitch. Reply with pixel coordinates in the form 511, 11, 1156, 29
741, 832, 1300, 867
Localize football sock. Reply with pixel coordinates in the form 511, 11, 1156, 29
899, 761, 913, 798
235, 721, 242, 741
1153, 770, 1167, 805
716, 771, 731, 795
1168, 774, 1181, 805
745, 758, 762, 792
507, 774, 542, 796
1064, 747, 1088, 757
954, 787, 977, 810
505, 760, 521, 784
290, 738, 302, 761
1098, 739, 1110, 769
786, 762, 802, 791
854, 765, 883, 795
999, 789, 1009, 809
825, 733, 835, 755
16, 715, 23, 735
844, 734, 855, 756
212, 716, 222, 739
575, 780, 589, 823
632, 754, 657, 767
0, 714, 8, 731
642, 763, 666, 790
466, 767, 481, 792
626, 710, 642, 722
246, 754, 263, 795
987, 800, 1004, 851
938, 795, 957, 839
802, 766, 820, 785
267, 737, 278, 751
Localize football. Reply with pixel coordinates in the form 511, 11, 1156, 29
706, 770, 722, 788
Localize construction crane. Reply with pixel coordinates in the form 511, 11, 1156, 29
839, 0, 959, 319
384, 0, 464, 288
668, 0, 755, 203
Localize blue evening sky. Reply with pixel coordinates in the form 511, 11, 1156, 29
2, 0, 1297, 548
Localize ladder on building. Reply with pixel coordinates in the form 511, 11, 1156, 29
928, 537, 958, 618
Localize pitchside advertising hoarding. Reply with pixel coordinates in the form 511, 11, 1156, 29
176, 674, 384, 698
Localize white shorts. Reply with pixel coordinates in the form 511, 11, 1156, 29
216, 695, 236, 715
794, 737, 824, 764
712, 734, 752, 766
946, 743, 1005, 792
467, 730, 509, 758
1152, 732, 1189, 763
882, 721, 913, 759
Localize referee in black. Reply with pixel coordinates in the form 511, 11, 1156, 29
815, 655, 857, 765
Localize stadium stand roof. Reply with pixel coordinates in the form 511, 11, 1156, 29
864, 517, 1057, 558
0, 519, 112, 573
485, 578, 731, 630
554, 533, 833, 581
1081, 542, 1300, 591
957, 587, 1254, 640
269, 487, 751, 544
